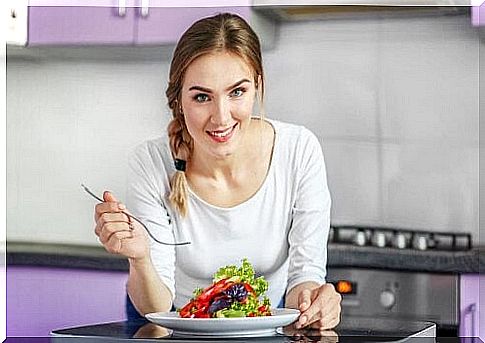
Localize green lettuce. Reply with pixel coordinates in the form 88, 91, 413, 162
213, 258, 269, 297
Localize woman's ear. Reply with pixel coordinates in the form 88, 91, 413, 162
255, 75, 263, 101
256, 74, 262, 89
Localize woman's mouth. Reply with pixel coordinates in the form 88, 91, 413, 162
207, 123, 238, 143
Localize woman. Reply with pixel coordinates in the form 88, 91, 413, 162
94, 12, 341, 331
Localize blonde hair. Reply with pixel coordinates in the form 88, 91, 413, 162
166, 13, 265, 217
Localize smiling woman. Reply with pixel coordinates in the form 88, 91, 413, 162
92, 12, 341, 332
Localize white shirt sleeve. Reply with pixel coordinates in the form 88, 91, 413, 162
286, 127, 331, 294
125, 142, 176, 299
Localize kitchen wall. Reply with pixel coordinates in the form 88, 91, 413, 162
7, 12, 481, 245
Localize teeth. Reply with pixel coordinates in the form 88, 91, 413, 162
210, 126, 233, 138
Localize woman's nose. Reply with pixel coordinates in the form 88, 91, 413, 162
210, 99, 231, 126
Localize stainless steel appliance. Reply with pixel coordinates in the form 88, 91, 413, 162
328, 226, 471, 251
327, 226, 471, 336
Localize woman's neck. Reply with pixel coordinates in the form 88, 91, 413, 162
189, 139, 251, 184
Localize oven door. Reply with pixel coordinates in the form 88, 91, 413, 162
327, 268, 459, 333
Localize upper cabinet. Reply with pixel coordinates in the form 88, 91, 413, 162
6, 0, 274, 47
472, 2, 485, 27
135, 6, 251, 45
28, 6, 137, 45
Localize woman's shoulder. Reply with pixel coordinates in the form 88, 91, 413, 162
267, 118, 320, 149
129, 135, 174, 173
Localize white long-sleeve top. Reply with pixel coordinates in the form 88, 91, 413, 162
125, 119, 331, 309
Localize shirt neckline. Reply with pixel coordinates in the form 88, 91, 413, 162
187, 117, 278, 211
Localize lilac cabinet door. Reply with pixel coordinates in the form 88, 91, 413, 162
28, 6, 136, 45
135, 6, 251, 45
460, 274, 484, 340
7, 266, 128, 336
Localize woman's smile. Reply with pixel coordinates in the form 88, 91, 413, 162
206, 123, 238, 143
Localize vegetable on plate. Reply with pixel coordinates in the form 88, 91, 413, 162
178, 258, 272, 318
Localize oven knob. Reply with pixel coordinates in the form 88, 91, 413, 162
393, 233, 407, 249
379, 290, 396, 309
372, 231, 387, 248
354, 230, 367, 246
413, 235, 428, 251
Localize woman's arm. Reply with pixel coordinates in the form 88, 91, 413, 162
94, 188, 174, 315
127, 257, 173, 315
125, 141, 177, 315
286, 127, 341, 330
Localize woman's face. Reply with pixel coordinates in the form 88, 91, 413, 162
180, 51, 257, 161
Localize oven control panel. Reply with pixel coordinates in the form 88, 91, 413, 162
327, 268, 459, 326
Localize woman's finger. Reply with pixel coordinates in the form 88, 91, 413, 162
98, 212, 130, 227
95, 212, 130, 236
295, 289, 314, 329
307, 287, 342, 330
99, 222, 132, 245
103, 190, 119, 203
94, 201, 125, 222
298, 288, 312, 312
296, 296, 323, 328
104, 230, 134, 254
302, 283, 343, 328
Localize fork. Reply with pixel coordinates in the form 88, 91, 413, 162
81, 184, 191, 246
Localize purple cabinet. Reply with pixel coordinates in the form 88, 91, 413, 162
460, 274, 484, 340
7, 266, 128, 336
472, 3, 485, 27
27, 3, 252, 46
135, 6, 251, 45
28, 6, 137, 45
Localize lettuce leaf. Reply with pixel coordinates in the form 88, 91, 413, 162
213, 258, 268, 297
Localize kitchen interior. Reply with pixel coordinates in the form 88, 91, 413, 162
4, 0, 485, 341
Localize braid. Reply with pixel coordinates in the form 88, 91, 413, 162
167, 112, 192, 217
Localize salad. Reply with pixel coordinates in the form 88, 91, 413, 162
178, 258, 272, 318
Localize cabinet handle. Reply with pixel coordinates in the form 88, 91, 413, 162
118, 0, 126, 17
140, 0, 149, 18
464, 303, 477, 337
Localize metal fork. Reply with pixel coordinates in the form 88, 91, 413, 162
81, 184, 190, 246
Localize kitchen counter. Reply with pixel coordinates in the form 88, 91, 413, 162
48, 316, 438, 342
6, 241, 484, 273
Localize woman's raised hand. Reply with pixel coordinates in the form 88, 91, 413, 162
94, 191, 150, 261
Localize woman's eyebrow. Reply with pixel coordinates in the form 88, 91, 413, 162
188, 79, 251, 93
226, 79, 251, 91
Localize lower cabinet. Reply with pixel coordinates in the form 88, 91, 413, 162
460, 274, 484, 340
7, 266, 128, 336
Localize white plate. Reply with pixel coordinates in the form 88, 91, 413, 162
145, 308, 300, 338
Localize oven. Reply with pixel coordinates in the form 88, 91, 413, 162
327, 268, 459, 336
326, 226, 472, 336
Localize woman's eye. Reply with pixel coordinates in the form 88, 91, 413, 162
230, 88, 246, 98
194, 94, 210, 102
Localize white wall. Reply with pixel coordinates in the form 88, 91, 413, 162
7, 59, 171, 244
263, 14, 480, 243
7, 13, 481, 245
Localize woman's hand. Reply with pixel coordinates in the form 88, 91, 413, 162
94, 191, 150, 261
293, 283, 342, 331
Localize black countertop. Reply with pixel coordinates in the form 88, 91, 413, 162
48, 316, 441, 343
5, 241, 484, 274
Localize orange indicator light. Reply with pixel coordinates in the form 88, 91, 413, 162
336, 280, 353, 294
